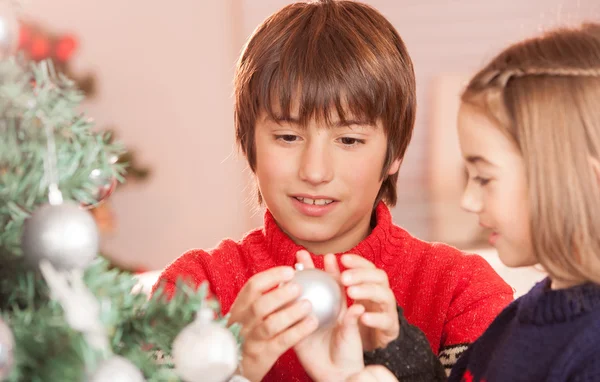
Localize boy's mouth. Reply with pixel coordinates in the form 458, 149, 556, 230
293, 197, 335, 206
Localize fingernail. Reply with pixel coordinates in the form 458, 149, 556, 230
342, 273, 351, 284
300, 300, 312, 311
282, 267, 294, 278
307, 315, 319, 328
348, 286, 358, 297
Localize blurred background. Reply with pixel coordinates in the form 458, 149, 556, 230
14, 0, 600, 283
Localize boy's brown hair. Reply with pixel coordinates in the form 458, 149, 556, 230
461, 23, 600, 285
234, 0, 416, 206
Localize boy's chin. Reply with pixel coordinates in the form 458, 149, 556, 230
289, 226, 337, 244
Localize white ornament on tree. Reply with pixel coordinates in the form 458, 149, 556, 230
89, 355, 145, 382
173, 308, 239, 382
291, 263, 343, 329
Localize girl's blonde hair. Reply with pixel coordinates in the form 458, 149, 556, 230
462, 23, 600, 285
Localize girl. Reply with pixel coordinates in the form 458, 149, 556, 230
349, 22, 600, 382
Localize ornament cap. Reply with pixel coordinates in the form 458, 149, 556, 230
197, 308, 214, 324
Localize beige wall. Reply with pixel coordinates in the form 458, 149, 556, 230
22, 0, 600, 270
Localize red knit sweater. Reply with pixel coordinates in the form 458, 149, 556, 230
153, 202, 513, 381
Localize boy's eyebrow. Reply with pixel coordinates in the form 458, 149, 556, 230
269, 115, 373, 127
466, 155, 496, 166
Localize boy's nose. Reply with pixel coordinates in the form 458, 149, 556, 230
298, 142, 333, 185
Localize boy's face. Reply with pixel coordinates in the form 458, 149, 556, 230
457, 104, 535, 268
253, 104, 400, 255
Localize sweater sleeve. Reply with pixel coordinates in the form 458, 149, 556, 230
150, 249, 213, 299
439, 254, 513, 373
363, 306, 446, 382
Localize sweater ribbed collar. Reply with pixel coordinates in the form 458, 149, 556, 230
261, 201, 399, 268
518, 277, 600, 325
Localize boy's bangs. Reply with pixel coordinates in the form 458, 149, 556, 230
256, 47, 384, 128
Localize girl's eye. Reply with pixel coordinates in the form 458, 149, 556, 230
473, 176, 491, 186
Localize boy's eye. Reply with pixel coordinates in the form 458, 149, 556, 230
339, 137, 365, 146
473, 176, 491, 186
275, 134, 300, 142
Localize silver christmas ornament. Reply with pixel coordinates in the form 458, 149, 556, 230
173, 309, 239, 382
89, 355, 145, 382
292, 264, 343, 329
0, 318, 14, 380
81, 168, 117, 209
21, 201, 99, 270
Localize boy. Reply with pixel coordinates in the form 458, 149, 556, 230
153, 1, 513, 381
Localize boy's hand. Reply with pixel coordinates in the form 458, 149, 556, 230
346, 365, 399, 382
227, 266, 319, 382
340, 254, 399, 351
294, 251, 366, 382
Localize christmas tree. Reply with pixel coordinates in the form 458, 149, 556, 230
0, 57, 241, 381
16, 17, 152, 270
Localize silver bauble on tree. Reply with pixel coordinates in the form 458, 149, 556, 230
21, 201, 99, 270
291, 264, 343, 329
81, 168, 117, 209
172, 308, 239, 382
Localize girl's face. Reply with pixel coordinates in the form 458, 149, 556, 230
457, 104, 536, 268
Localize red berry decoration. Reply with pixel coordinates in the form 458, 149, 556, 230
55, 35, 77, 62
29, 36, 50, 60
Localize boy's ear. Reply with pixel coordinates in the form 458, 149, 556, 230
388, 158, 402, 176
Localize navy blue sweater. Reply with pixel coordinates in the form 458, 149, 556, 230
449, 278, 600, 382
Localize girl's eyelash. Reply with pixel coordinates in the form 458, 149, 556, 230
473, 176, 491, 186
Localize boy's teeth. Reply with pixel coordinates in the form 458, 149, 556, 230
296, 197, 333, 205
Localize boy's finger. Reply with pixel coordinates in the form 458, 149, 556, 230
324, 253, 341, 278
347, 284, 396, 306
232, 266, 295, 324
296, 249, 316, 269
341, 254, 375, 269
337, 303, 365, 345
360, 312, 398, 333
250, 282, 303, 322
343, 304, 365, 328
253, 299, 313, 341
272, 314, 319, 354
241, 266, 296, 300
341, 268, 389, 286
